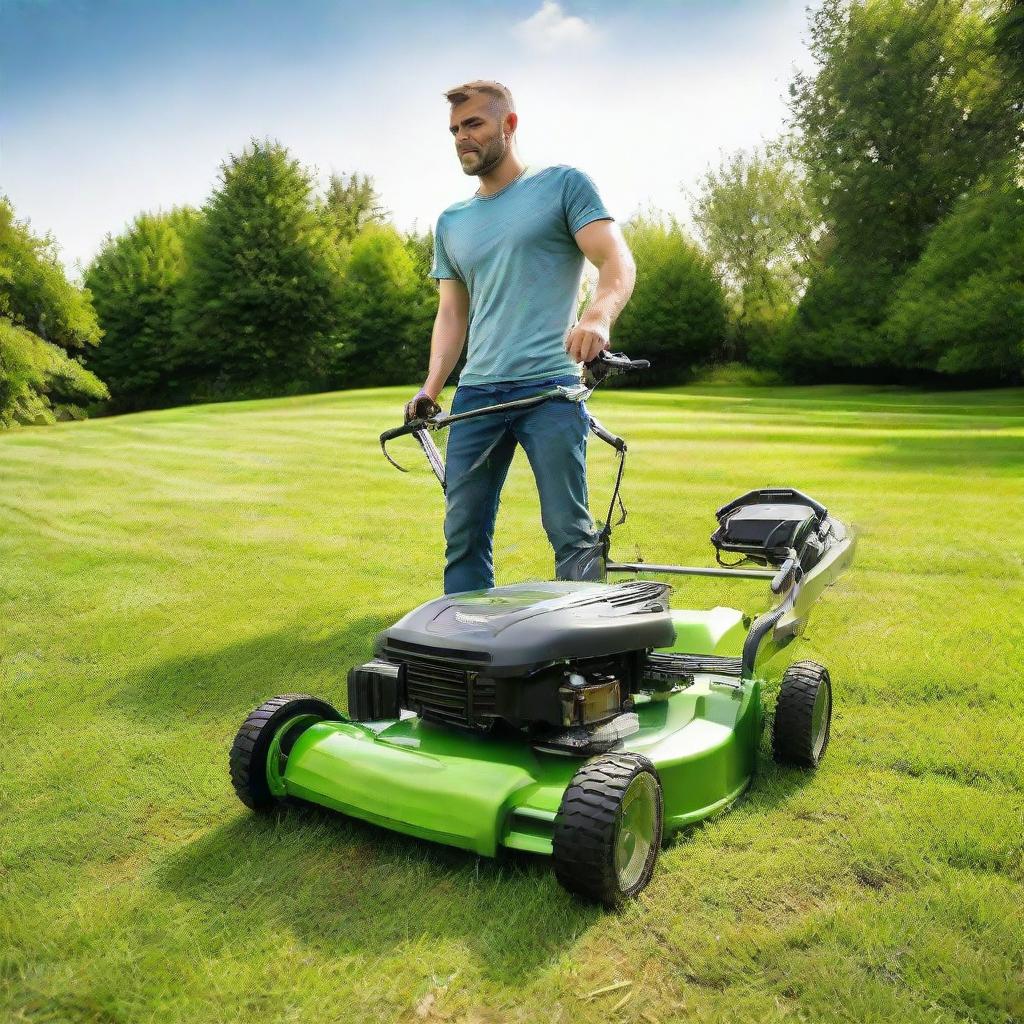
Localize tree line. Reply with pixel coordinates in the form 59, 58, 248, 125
83, 148, 440, 412
695, 0, 1022, 383
1, 0, 1021, 427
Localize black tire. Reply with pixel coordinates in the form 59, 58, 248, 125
229, 694, 340, 811
552, 753, 664, 907
772, 661, 832, 768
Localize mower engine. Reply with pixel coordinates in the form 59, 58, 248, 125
348, 581, 679, 752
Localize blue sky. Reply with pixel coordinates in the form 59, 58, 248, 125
1, 0, 813, 274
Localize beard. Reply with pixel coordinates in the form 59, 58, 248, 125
460, 132, 508, 177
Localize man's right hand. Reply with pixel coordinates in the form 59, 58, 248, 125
405, 388, 441, 424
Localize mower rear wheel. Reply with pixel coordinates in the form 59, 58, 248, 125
552, 753, 663, 907
229, 694, 340, 811
773, 661, 832, 768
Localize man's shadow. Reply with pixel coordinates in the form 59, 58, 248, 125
109, 613, 396, 723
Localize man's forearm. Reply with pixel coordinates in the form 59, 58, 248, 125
424, 313, 467, 399
581, 251, 636, 329
565, 250, 637, 362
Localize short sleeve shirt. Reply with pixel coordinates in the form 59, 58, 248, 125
429, 164, 612, 385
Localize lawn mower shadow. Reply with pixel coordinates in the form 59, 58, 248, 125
111, 613, 394, 721
156, 802, 598, 984
664, 751, 817, 852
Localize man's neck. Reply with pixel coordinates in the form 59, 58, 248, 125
476, 151, 527, 197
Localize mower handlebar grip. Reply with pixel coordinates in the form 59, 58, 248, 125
589, 416, 626, 452
585, 351, 649, 372
380, 421, 423, 443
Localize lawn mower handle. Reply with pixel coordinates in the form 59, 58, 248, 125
583, 350, 649, 386
378, 387, 579, 476
379, 386, 570, 445
379, 350, 648, 471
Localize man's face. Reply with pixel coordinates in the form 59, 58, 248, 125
449, 94, 512, 177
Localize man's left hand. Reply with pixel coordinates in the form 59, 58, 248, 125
565, 315, 610, 364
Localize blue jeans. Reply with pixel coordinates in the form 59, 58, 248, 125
443, 374, 603, 594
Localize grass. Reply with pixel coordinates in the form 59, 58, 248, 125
1, 382, 1022, 1024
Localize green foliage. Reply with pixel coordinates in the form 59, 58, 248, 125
788, 0, 1020, 374
885, 168, 1024, 380
85, 208, 201, 411
0, 197, 100, 352
317, 171, 389, 251
0, 318, 40, 424
403, 224, 436, 284
614, 212, 728, 383
0, 317, 108, 427
0, 197, 106, 427
692, 145, 817, 362
175, 139, 343, 397
994, 0, 1024, 88
326, 223, 436, 387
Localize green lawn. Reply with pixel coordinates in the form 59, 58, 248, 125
2, 383, 1022, 1024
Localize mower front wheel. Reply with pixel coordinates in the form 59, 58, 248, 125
552, 753, 664, 907
773, 661, 832, 768
229, 694, 340, 811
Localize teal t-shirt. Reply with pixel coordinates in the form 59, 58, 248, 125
430, 164, 612, 385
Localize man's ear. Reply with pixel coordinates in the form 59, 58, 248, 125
504, 111, 518, 137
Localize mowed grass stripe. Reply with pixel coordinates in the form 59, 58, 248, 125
1, 383, 1022, 1024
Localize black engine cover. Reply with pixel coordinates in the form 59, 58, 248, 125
375, 580, 675, 678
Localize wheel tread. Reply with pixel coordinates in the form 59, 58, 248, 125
773, 661, 832, 768
228, 694, 340, 811
552, 753, 663, 907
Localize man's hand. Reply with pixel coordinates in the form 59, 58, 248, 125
565, 315, 610, 364
405, 388, 441, 424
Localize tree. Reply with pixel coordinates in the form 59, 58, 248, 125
0, 198, 99, 353
613, 211, 728, 383
326, 223, 436, 388
692, 144, 818, 362
994, 0, 1024, 90
788, 0, 1020, 374
403, 223, 435, 283
175, 139, 342, 398
884, 167, 1024, 381
993, 0, 1024, 153
317, 172, 389, 251
0, 197, 107, 426
85, 208, 201, 411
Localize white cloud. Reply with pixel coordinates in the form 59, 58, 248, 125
513, 2, 600, 54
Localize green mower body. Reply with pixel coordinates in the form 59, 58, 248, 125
231, 487, 854, 904
270, 607, 760, 859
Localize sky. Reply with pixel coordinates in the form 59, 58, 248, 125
1, 0, 815, 276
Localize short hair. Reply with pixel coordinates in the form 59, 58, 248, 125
443, 80, 515, 119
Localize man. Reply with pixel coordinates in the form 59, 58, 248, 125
407, 79, 636, 595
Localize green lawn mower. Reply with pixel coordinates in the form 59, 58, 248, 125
229, 354, 856, 905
